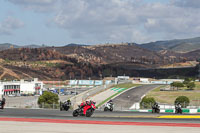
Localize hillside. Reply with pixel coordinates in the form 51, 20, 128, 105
0, 43, 198, 80
0, 43, 44, 51
51, 43, 174, 67
140, 37, 200, 53
0, 43, 20, 51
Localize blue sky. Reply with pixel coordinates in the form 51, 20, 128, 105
0, 0, 200, 46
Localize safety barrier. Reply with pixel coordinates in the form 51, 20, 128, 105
129, 108, 200, 113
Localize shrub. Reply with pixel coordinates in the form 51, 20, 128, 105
140, 96, 156, 109
186, 82, 195, 90
174, 96, 190, 108
38, 91, 59, 108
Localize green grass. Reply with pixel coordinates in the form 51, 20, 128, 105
146, 83, 200, 105
195, 82, 200, 90
96, 83, 140, 107
97, 91, 123, 107
112, 83, 140, 89
152, 85, 167, 92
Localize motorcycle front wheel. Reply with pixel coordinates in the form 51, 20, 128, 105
104, 107, 108, 111
73, 109, 79, 117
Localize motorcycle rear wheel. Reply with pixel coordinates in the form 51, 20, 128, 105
64, 106, 70, 111
86, 109, 93, 117
156, 109, 160, 113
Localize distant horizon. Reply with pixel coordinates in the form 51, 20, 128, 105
0, 36, 200, 47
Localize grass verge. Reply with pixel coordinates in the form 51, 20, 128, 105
146, 82, 200, 105
97, 83, 140, 107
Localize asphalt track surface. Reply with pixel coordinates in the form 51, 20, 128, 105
0, 108, 200, 124
113, 84, 161, 109
1, 108, 200, 133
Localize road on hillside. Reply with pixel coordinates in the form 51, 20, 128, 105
112, 85, 160, 110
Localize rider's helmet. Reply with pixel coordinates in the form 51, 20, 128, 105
86, 100, 90, 105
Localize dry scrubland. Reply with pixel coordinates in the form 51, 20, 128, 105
146, 82, 200, 105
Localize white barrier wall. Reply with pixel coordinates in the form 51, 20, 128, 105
69, 80, 105, 86
78, 80, 94, 85
94, 80, 103, 86
69, 80, 78, 85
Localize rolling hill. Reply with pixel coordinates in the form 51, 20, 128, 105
140, 37, 200, 53
0, 40, 199, 80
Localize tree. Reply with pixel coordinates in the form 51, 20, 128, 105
140, 96, 156, 109
186, 82, 195, 90
38, 91, 59, 108
183, 78, 192, 85
170, 82, 184, 90
174, 96, 190, 108
183, 77, 195, 86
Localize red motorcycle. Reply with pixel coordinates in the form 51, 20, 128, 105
73, 101, 96, 117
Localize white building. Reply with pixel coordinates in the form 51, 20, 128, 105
0, 78, 43, 96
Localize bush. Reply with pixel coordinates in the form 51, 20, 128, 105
186, 82, 195, 90
38, 91, 59, 108
174, 96, 190, 108
140, 96, 156, 109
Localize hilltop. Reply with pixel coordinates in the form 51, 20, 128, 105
140, 37, 200, 53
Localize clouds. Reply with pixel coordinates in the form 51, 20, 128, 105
0, 16, 24, 35
52, 0, 200, 43
172, 0, 200, 8
5, 0, 200, 44
52, 0, 147, 43
7, 0, 58, 12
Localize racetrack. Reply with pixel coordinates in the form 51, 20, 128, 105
1, 108, 200, 133
0, 108, 200, 123
113, 85, 160, 110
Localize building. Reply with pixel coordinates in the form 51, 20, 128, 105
0, 78, 43, 96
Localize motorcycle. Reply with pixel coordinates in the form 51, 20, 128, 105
175, 104, 182, 114
152, 104, 160, 113
104, 102, 114, 111
73, 101, 96, 117
0, 98, 6, 110
60, 101, 71, 111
